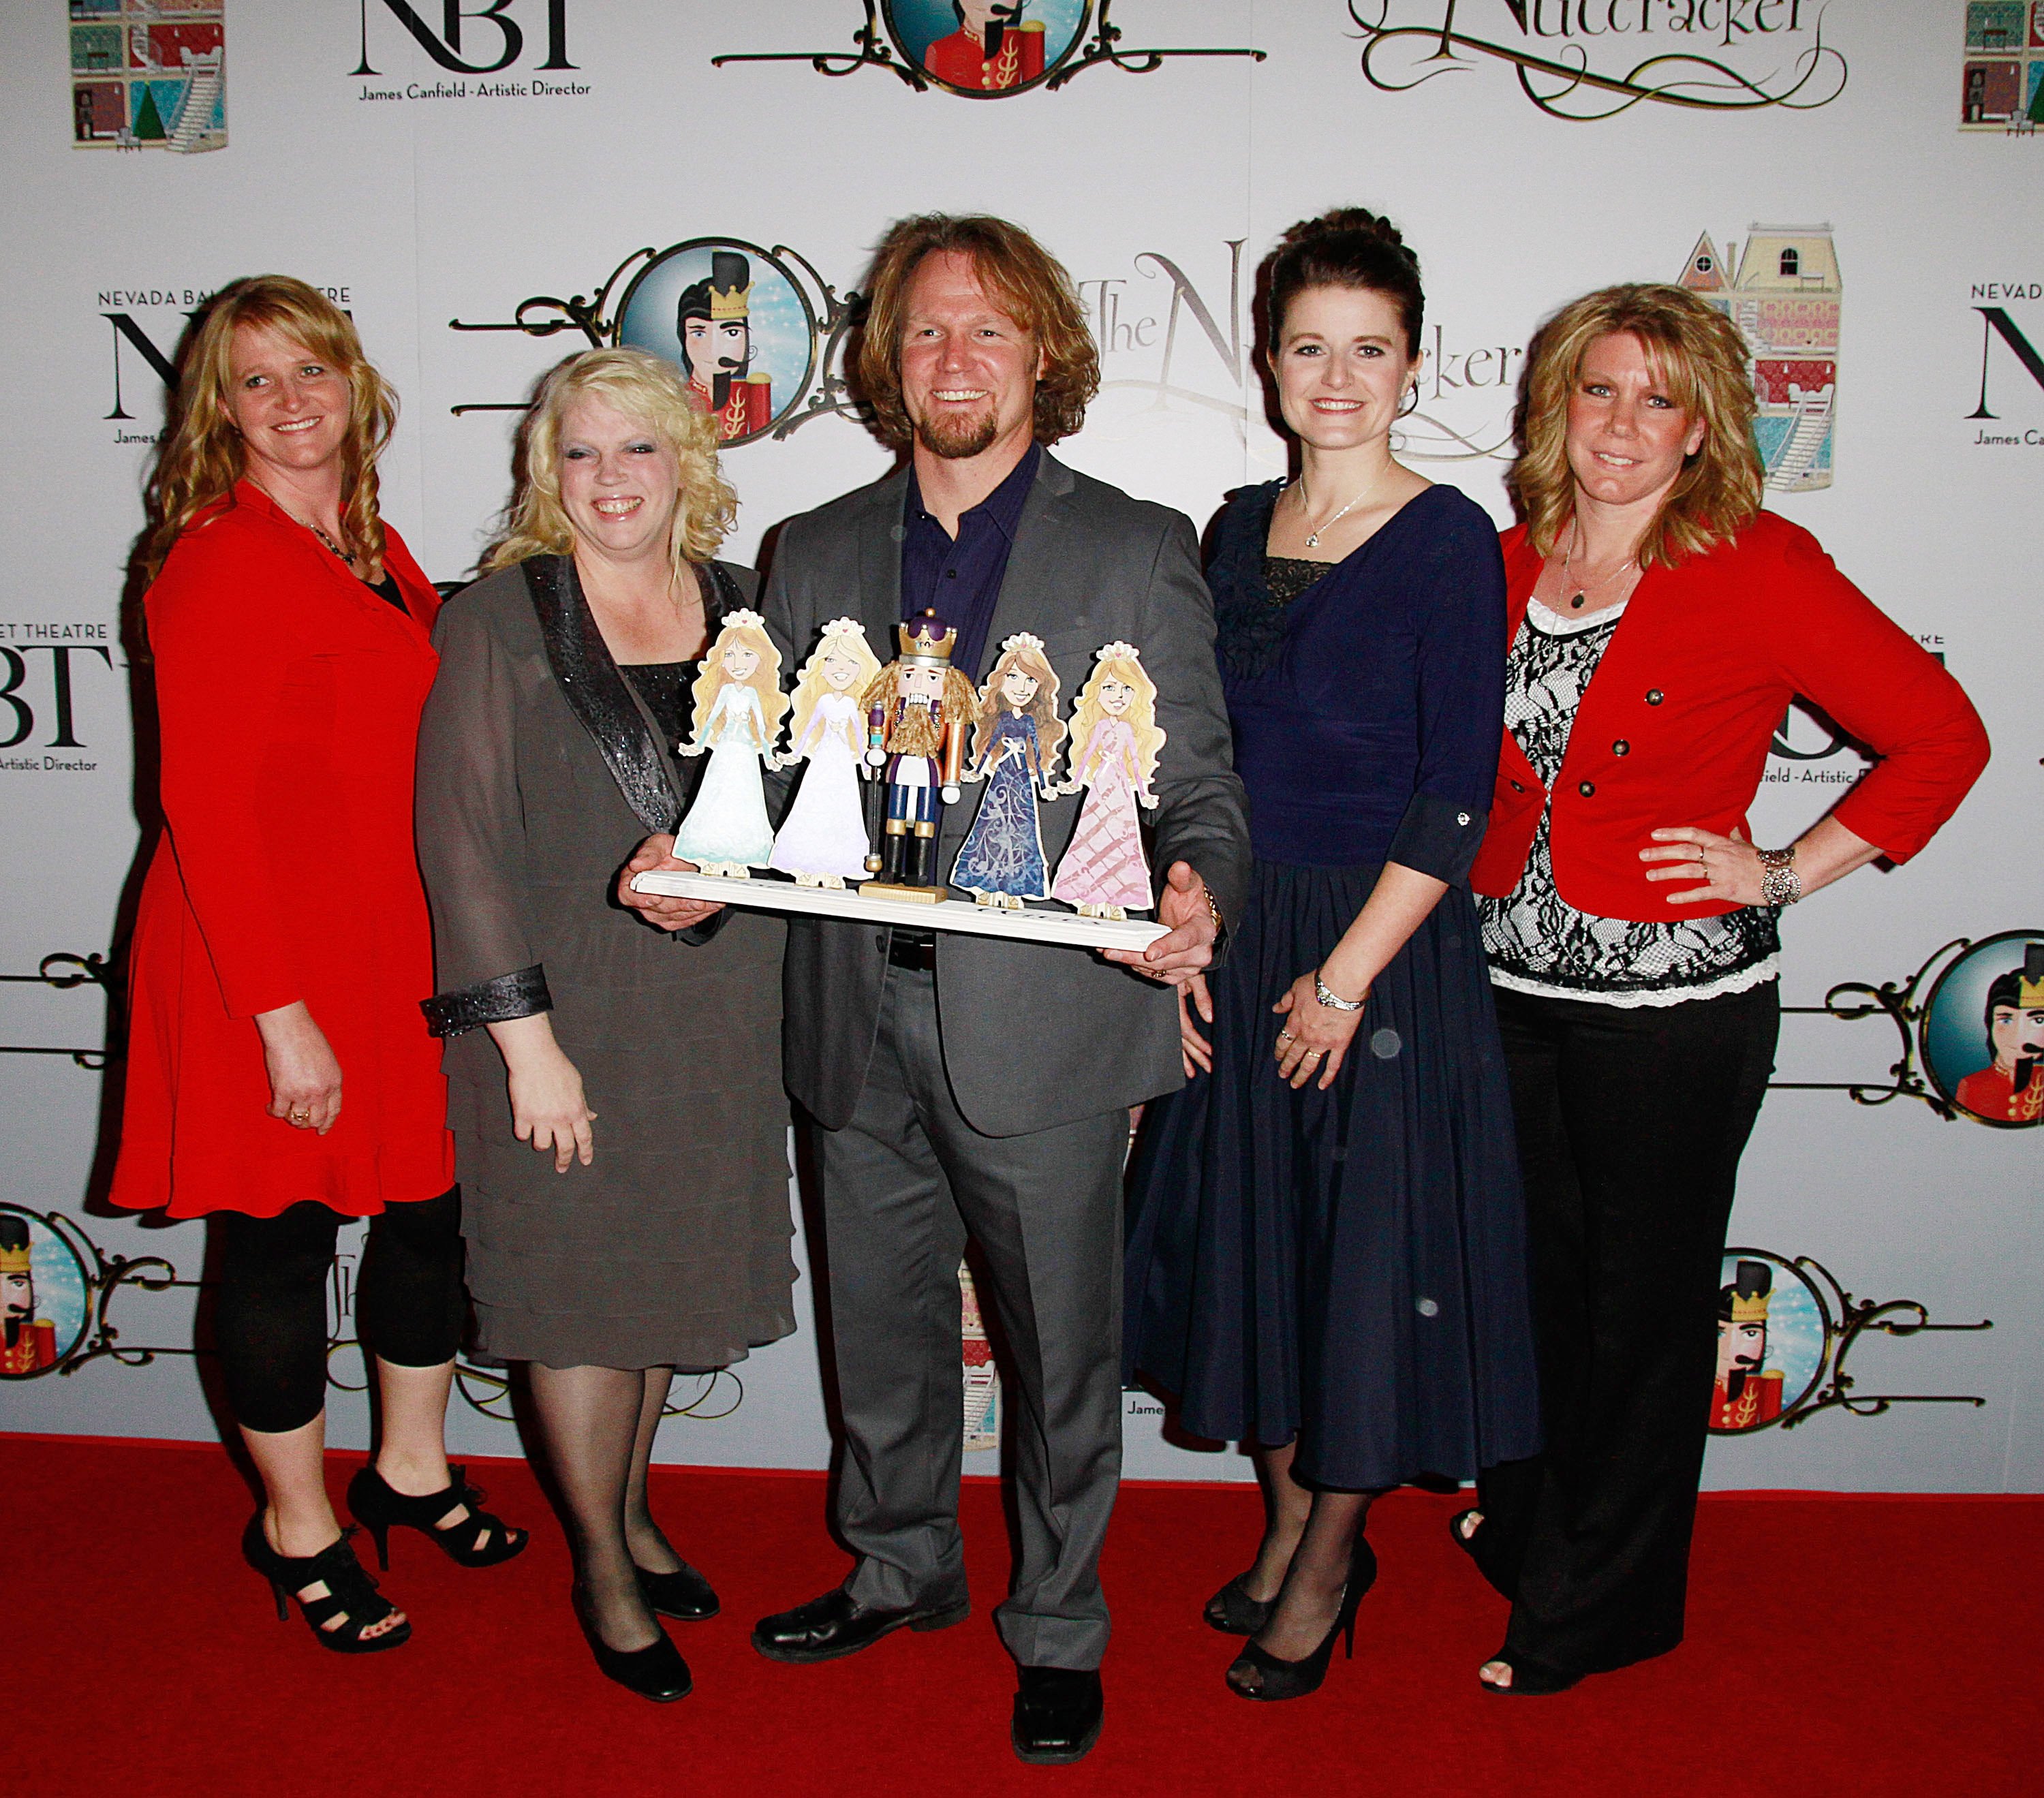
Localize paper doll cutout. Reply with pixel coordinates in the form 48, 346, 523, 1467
672, 608, 788, 876
860, 609, 975, 899
951, 632, 1064, 910
1050, 642, 1163, 919
769, 617, 883, 887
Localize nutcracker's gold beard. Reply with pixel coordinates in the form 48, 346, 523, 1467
912, 403, 999, 461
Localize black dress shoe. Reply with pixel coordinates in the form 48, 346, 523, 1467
1012, 1667, 1104, 1765
751, 1585, 970, 1664
636, 1560, 719, 1622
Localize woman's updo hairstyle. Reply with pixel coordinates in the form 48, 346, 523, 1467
1263, 207, 1425, 358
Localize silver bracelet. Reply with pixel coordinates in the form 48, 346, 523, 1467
1756, 846, 1801, 907
1314, 972, 1365, 1012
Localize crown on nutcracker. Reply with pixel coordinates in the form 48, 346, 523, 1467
1725, 1260, 1772, 1325
0, 1215, 31, 1275
898, 609, 959, 668
709, 281, 753, 321
820, 617, 866, 640
707, 249, 754, 322
1097, 640, 1142, 664
2021, 944, 2044, 1009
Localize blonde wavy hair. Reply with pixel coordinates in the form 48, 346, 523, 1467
970, 636, 1066, 779
486, 347, 735, 581
783, 621, 883, 763
1508, 283, 1763, 570
146, 275, 397, 580
684, 613, 788, 753
1066, 650, 1164, 793
854, 213, 1100, 448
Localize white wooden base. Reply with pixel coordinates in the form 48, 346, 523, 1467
630, 869, 1169, 950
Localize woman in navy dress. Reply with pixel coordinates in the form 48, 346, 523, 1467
1124, 209, 1541, 1701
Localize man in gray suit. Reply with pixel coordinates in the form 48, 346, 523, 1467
622, 214, 1248, 1763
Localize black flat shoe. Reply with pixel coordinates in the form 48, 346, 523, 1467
636, 1560, 719, 1622
752, 1586, 969, 1664
574, 1589, 692, 1703
347, 1463, 528, 1570
1203, 1571, 1274, 1637
1226, 1536, 1378, 1703
242, 1515, 410, 1655
1012, 1667, 1103, 1765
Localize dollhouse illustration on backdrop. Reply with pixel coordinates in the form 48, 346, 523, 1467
1677, 226, 1841, 493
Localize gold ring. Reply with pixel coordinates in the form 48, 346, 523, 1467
1303, 1048, 1323, 1059
290, 1109, 311, 1125
1276, 1029, 1295, 1043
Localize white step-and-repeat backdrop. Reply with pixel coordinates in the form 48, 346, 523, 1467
2, 1, 2038, 1489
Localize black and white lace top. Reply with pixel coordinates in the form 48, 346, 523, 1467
1478, 596, 1779, 1007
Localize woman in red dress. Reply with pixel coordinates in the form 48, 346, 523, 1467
112, 277, 524, 1653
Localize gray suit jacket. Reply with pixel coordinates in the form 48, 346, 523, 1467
760, 451, 1250, 1137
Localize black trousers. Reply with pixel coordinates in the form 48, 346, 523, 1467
1475, 980, 1778, 1678
211, 1190, 465, 1435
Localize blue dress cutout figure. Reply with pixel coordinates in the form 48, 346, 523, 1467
949, 632, 1064, 909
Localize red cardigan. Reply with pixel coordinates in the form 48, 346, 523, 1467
111, 482, 454, 1218
1468, 512, 1989, 920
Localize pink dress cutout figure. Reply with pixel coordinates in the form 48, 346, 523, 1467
1051, 715, 1153, 915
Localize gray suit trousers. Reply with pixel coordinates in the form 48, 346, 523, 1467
818, 963, 1125, 1671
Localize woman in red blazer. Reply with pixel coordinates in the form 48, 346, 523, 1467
1452, 285, 1987, 1694
113, 277, 523, 1653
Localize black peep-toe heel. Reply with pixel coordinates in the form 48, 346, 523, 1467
347, 1463, 529, 1570
1225, 1536, 1378, 1703
1203, 1571, 1275, 1637
243, 1514, 411, 1654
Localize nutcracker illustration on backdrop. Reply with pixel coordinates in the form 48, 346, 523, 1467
672, 609, 788, 875
1955, 944, 2044, 1125
950, 633, 1065, 909
0, 1215, 57, 1376
861, 609, 974, 897
1709, 1260, 1786, 1431
676, 249, 772, 441
769, 617, 884, 887
1051, 642, 1164, 919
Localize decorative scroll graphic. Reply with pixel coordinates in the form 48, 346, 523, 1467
711, 0, 1263, 99
450, 236, 855, 445
1773, 931, 2044, 1129
71, 0, 226, 153
1960, 1, 2044, 134
1346, 1, 1847, 123
0, 1203, 196, 1380
1708, 1247, 1989, 1436
0, 951, 118, 1071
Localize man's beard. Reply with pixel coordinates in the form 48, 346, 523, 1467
913, 404, 1000, 461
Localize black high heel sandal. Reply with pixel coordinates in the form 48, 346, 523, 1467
636, 1560, 719, 1622
1203, 1572, 1274, 1637
347, 1463, 529, 1570
1225, 1536, 1378, 1703
574, 1585, 692, 1703
243, 1514, 411, 1655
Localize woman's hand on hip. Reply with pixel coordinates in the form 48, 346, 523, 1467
1641, 825, 1763, 907
1179, 972, 1213, 1079
1271, 972, 1364, 1091
254, 1002, 343, 1134
487, 1013, 595, 1173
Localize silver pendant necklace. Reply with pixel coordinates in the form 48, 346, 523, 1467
1295, 478, 1372, 550
1560, 524, 1637, 612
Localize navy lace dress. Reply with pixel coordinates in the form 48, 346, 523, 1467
1122, 480, 1541, 1489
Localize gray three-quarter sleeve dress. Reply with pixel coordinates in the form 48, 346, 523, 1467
415, 553, 796, 1371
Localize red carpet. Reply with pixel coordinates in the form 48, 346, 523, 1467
10, 1436, 2035, 1797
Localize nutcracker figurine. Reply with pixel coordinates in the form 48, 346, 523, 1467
1709, 1260, 1785, 1431
676, 249, 773, 441
860, 609, 974, 899
0, 1215, 57, 1376
922, 1, 1048, 92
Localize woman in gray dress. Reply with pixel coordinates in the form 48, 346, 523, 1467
416, 347, 794, 1702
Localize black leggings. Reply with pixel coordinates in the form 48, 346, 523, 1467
212, 1190, 465, 1435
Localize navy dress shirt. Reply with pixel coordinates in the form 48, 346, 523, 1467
899, 442, 1040, 682
1208, 480, 1506, 878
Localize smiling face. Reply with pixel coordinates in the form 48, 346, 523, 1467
898, 250, 1043, 464
1564, 330, 1707, 513
721, 640, 761, 681
1268, 285, 1419, 454
820, 645, 863, 691
555, 397, 683, 566
1098, 676, 1132, 717
1000, 665, 1040, 708
226, 323, 352, 484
